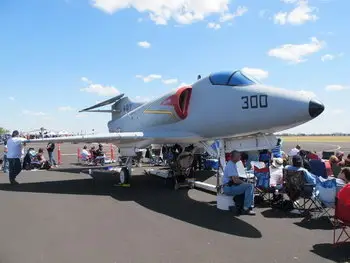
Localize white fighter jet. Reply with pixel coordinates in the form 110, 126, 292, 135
27, 70, 324, 183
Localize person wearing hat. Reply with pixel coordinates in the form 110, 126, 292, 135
284, 155, 317, 185
270, 158, 284, 187
6, 130, 27, 185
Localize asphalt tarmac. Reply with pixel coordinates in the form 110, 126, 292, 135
0, 141, 349, 263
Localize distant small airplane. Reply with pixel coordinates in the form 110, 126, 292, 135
27, 70, 325, 183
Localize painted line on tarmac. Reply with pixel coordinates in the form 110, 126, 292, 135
324, 144, 341, 152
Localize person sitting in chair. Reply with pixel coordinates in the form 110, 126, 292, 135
284, 155, 317, 185
337, 167, 350, 190
81, 145, 91, 161
37, 148, 51, 170
222, 150, 256, 215
94, 144, 105, 165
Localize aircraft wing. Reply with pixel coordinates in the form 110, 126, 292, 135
25, 131, 203, 145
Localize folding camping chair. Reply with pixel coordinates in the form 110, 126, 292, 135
254, 166, 274, 204
333, 196, 350, 246
314, 177, 337, 222
309, 159, 328, 179
282, 169, 318, 215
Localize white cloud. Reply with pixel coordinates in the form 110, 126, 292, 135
219, 6, 248, 23
241, 67, 269, 80
91, 0, 232, 25
207, 22, 221, 30
297, 90, 316, 98
206, 6, 247, 30
22, 110, 47, 116
80, 77, 120, 96
267, 37, 325, 63
138, 41, 151, 48
133, 96, 152, 103
58, 106, 75, 112
81, 77, 90, 83
162, 78, 178, 84
136, 74, 162, 83
179, 82, 190, 86
321, 54, 334, 62
274, 0, 318, 25
321, 53, 343, 62
8, 96, 15, 101
325, 85, 349, 91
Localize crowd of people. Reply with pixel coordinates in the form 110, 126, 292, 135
80, 144, 106, 165
1, 131, 58, 184
221, 139, 350, 216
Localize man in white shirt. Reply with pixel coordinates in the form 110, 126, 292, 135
6, 130, 27, 184
81, 145, 91, 161
222, 150, 255, 215
289, 145, 301, 157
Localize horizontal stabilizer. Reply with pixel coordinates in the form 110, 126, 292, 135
79, 94, 124, 112
81, 109, 121, 113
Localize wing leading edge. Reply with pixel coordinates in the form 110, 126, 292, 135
25, 131, 203, 145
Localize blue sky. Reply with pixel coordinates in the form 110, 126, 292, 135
1, 0, 349, 134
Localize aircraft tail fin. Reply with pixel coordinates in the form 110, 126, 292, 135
111, 97, 143, 120
78, 94, 143, 120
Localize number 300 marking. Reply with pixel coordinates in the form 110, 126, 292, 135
241, 95, 268, 109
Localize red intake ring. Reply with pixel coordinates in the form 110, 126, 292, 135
161, 86, 192, 120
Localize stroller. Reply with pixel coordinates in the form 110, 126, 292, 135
169, 146, 196, 190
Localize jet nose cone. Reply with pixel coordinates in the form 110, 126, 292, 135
309, 99, 325, 118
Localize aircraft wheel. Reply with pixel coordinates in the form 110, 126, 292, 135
119, 167, 130, 184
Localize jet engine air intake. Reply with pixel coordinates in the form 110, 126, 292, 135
163, 86, 192, 120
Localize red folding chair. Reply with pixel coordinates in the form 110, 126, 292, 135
333, 185, 350, 246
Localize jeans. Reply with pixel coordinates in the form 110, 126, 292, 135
223, 183, 255, 210
8, 158, 22, 181
48, 151, 56, 165
2, 155, 8, 172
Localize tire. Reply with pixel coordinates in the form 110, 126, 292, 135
119, 167, 130, 184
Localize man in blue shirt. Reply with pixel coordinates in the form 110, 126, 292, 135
222, 150, 255, 215
272, 138, 283, 158
285, 155, 317, 185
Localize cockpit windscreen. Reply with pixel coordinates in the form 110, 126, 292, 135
209, 70, 258, 86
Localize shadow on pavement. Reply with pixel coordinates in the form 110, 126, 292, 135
261, 208, 304, 219
294, 217, 339, 231
0, 173, 262, 239
311, 243, 350, 262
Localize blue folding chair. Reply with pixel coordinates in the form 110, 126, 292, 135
309, 159, 328, 179
315, 177, 337, 222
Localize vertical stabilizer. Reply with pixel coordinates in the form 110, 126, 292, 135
111, 97, 143, 120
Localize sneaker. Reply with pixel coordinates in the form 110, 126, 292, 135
242, 209, 256, 215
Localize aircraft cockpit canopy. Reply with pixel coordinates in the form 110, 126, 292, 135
209, 70, 258, 86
